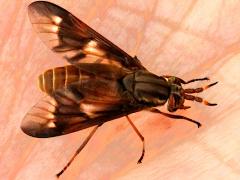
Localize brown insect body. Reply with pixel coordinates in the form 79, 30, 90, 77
21, 1, 218, 177
24, 63, 171, 137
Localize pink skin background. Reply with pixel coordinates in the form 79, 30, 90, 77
0, 0, 240, 179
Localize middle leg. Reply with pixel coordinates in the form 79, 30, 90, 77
126, 115, 145, 163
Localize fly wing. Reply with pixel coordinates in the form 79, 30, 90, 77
21, 94, 141, 138
28, 1, 145, 70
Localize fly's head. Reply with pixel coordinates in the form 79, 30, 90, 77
166, 76, 218, 112
167, 80, 185, 112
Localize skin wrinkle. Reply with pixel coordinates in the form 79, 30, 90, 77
153, 0, 198, 56
130, 0, 159, 55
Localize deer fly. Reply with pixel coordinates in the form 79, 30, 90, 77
21, 1, 218, 178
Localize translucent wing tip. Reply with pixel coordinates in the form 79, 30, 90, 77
21, 96, 62, 138
28, 1, 47, 18
28, 1, 55, 22
21, 114, 61, 138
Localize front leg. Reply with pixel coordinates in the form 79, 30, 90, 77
162, 75, 209, 85
147, 108, 201, 128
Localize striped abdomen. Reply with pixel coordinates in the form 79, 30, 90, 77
38, 65, 81, 94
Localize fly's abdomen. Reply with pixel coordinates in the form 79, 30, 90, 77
38, 65, 80, 94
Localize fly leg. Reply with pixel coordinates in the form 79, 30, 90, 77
56, 124, 103, 178
126, 116, 145, 163
181, 77, 210, 84
184, 81, 218, 94
163, 75, 209, 85
184, 94, 217, 106
147, 108, 201, 128
184, 82, 218, 106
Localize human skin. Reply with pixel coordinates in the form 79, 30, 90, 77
0, 0, 240, 179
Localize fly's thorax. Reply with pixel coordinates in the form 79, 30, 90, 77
123, 70, 170, 105
38, 65, 80, 95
